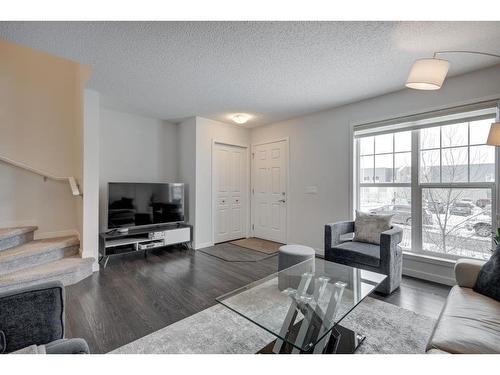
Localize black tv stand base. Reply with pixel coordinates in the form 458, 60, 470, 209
99, 224, 192, 268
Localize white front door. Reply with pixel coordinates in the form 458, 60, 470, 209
213, 143, 247, 244
252, 140, 287, 243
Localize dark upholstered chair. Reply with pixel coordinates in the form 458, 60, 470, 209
325, 221, 403, 294
0, 281, 89, 354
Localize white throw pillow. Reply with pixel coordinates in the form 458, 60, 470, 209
353, 210, 393, 245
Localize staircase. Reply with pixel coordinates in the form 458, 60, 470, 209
0, 226, 94, 293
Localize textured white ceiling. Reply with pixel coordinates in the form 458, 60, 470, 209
0, 21, 499, 126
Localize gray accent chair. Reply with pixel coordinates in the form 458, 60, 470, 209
325, 221, 403, 294
0, 281, 89, 354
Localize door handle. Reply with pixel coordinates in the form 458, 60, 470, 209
279, 199, 286, 203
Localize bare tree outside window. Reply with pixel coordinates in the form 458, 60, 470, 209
420, 120, 494, 259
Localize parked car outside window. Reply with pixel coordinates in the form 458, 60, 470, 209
450, 201, 475, 216
475, 198, 492, 208
465, 205, 493, 237
370, 204, 433, 226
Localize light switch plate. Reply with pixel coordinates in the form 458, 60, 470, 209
305, 186, 318, 194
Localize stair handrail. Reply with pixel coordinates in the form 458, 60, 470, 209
0, 154, 81, 196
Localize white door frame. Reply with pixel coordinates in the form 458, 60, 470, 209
211, 140, 250, 244
250, 137, 290, 244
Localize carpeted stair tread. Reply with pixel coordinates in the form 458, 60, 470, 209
0, 236, 79, 260
0, 236, 80, 274
0, 256, 94, 292
0, 226, 38, 252
0, 226, 38, 241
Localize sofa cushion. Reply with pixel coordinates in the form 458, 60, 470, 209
332, 241, 380, 267
426, 348, 448, 354
427, 286, 500, 354
45, 338, 90, 354
11, 344, 46, 354
353, 210, 393, 245
473, 245, 500, 302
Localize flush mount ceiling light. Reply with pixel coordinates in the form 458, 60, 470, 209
232, 114, 251, 124
406, 51, 500, 91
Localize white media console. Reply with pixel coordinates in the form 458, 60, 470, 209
99, 224, 192, 268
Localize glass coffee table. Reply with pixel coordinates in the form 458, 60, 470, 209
216, 257, 386, 354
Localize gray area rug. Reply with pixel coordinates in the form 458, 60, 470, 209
111, 295, 435, 354
199, 242, 277, 262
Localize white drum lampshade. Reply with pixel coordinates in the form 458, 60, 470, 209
486, 122, 500, 146
405, 58, 450, 90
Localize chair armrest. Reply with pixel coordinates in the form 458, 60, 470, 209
0, 281, 65, 353
379, 226, 403, 260
454, 258, 485, 288
380, 226, 403, 246
325, 221, 355, 248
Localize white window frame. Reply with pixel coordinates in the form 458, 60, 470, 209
353, 101, 500, 261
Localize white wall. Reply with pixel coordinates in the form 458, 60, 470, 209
0, 166, 80, 238
251, 64, 500, 284
195, 117, 251, 248
177, 117, 197, 233
0, 38, 88, 239
98, 108, 178, 231
83, 90, 100, 270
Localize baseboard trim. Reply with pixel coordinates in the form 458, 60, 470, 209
194, 242, 214, 250
91, 261, 100, 272
403, 267, 455, 286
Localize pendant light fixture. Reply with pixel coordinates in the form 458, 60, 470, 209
405, 58, 450, 90
406, 50, 500, 147
486, 122, 500, 146
406, 51, 500, 90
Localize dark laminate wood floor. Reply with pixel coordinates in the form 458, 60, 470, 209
65, 244, 451, 354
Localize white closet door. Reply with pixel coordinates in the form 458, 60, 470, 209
252, 140, 287, 243
214, 143, 247, 243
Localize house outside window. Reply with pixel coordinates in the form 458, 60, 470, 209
354, 104, 499, 260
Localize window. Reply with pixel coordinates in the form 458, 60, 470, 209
359, 132, 412, 183
355, 107, 498, 260
358, 132, 412, 250
420, 119, 495, 184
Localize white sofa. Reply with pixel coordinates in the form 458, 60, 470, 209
426, 259, 500, 354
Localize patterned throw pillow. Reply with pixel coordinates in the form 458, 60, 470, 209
473, 244, 500, 302
353, 210, 393, 245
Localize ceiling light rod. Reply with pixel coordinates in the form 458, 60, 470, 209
432, 50, 500, 59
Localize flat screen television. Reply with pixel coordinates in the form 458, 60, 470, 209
107, 182, 185, 230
